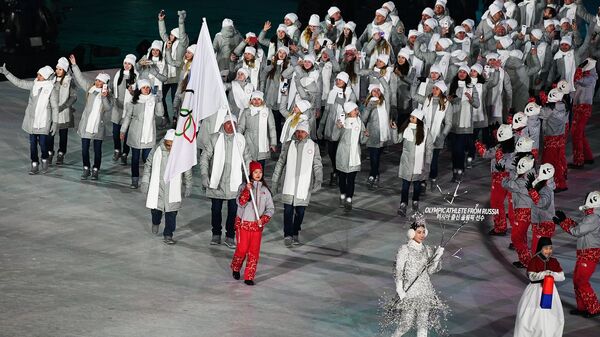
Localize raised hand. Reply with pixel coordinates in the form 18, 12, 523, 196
69, 54, 77, 65
263, 21, 272, 32
158, 10, 166, 21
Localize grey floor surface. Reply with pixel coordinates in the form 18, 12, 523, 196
1, 77, 599, 337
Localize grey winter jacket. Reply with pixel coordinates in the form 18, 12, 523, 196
262, 60, 290, 110
3, 70, 59, 135
393, 126, 434, 182
213, 26, 243, 71
110, 71, 135, 124
272, 137, 323, 207
531, 181, 555, 223
567, 212, 600, 250
238, 107, 277, 161
540, 102, 568, 137
331, 117, 368, 173
54, 75, 78, 129
449, 85, 481, 135
121, 95, 164, 149
504, 55, 541, 112
502, 175, 533, 209
574, 68, 598, 105
236, 182, 275, 222
412, 95, 453, 149
141, 141, 193, 212
362, 98, 392, 149
200, 131, 252, 200
317, 87, 357, 141
72, 65, 113, 140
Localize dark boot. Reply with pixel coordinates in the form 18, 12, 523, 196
329, 172, 338, 187
120, 153, 128, 166
47, 151, 54, 166
91, 168, 99, 181
41, 159, 49, 174
56, 152, 65, 165
130, 177, 139, 189
29, 162, 39, 175
232, 271, 240, 280
81, 166, 90, 180
112, 149, 121, 161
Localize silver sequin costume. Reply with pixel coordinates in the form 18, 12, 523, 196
380, 240, 449, 337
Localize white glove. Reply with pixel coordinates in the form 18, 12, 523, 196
396, 288, 406, 300
0, 63, 7, 75
434, 246, 445, 259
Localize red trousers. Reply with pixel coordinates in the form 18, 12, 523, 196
512, 208, 531, 265
542, 135, 567, 190
574, 248, 600, 314
531, 221, 555, 255
231, 228, 263, 281
490, 172, 514, 233
571, 104, 593, 166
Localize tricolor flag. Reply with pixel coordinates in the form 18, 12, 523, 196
163, 18, 228, 183
540, 275, 554, 309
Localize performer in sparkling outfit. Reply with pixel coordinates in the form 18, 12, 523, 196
381, 214, 448, 337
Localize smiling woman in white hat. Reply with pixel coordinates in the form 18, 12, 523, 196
68, 54, 113, 181
49, 57, 78, 166
0, 63, 58, 175
238, 90, 278, 168
111, 53, 138, 166
120, 79, 164, 189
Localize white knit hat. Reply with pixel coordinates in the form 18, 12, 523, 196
560, 17, 572, 25
375, 8, 389, 17
489, 4, 502, 16
430, 64, 442, 74
37, 66, 54, 80
547, 88, 564, 103
277, 24, 287, 32
560, 36, 572, 46
543, 20, 555, 29
524, 102, 541, 116
579, 191, 600, 211
496, 124, 513, 142
303, 55, 316, 64
309, 14, 320, 26
136, 79, 151, 89
530, 29, 543, 40
383, 1, 396, 11
170, 28, 180, 39
327, 6, 341, 17
285, 13, 298, 23
433, 81, 447, 93
376, 54, 390, 65
458, 65, 470, 74
246, 32, 257, 38
343, 101, 358, 113
462, 19, 475, 29
516, 137, 534, 153
516, 156, 535, 175
336, 71, 350, 84
164, 129, 176, 141
124, 54, 137, 66
422, 7, 434, 17
151, 40, 164, 51
277, 46, 289, 55
244, 46, 256, 56
56, 57, 69, 71
344, 21, 357, 32
505, 19, 518, 30
437, 38, 452, 50
435, 0, 447, 8
296, 120, 310, 133
398, 48, 411, 61
251, 91, 264, 100
486, 53, 500, 61
470, 63, 483, 75
410, 109, 425, 120
222, 19, 234, 28
368, 83, 384, 94
512, 112, 528, 129
295, 99, 311, 112
454, 26, 466, 35
424, 18, 438, 29
186, 44, 196, 54
344, 44, 357, 52
408, 29, 421, 38
224, 114, 238, 124
96, 73, 110, 84
237, 68, 250, 78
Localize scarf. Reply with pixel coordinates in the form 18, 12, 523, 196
209, 132, 244, 192
490, 67, 505, 118
428, 33, 441, 52
407, 52, 424, 78
327, 86, 352, 123
146, 146, 181, 209
55, 76, 72, 124
344, 117, 361, 166
458, 82, 473, 128
554, 49, 576, 91
286, 25, 298, 41
287, 73, 298, 110
403, 123, 426, 174
372, 97, 389, 142
85, 86, 104, 134
243, 60, 260, 89
280, 112, 303, 143
436, 52, 451, 78
31, 80, 54, 129
526, 42, 548, 69
471, 78, 485, 123
321, 62, 333, 101
138, 94, 156, 144
453, 37, 471, 54
231, 81, 252, 110
250, 105, 270, 152
423, 97, 446, 140
282, 139, 315, 200
561, 3, 576, 21
519, 0, 535, 27
113, 71, 135, 118
417, 78, 431, 107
